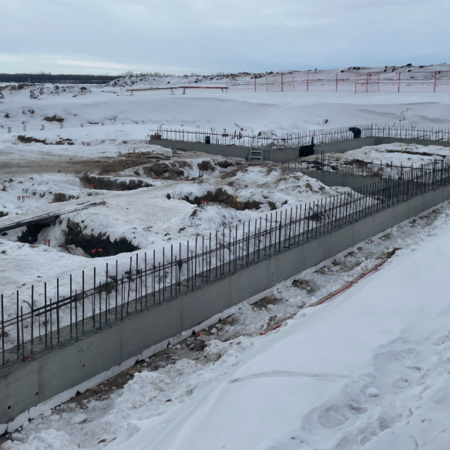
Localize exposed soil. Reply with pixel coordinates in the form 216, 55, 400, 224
80, 175, 152, 191
216, 160, 236, 169
43, 115, 64, 123
183, 188, 263, 210
197, 160, 216, 172
142, 161, 192, 180
53, 193, 79, 203
385, 149, 446, 158
65, 219, 139, 257
16, 135, 74, 146
17, 135, 48, 145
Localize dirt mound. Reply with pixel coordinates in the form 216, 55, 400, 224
197, 160, 216, 171
143, 162, 186, 180
65, 220, 139, 257
53, 193, 79, 202
43, 115, 64, 123
216, 160, 235, 169
17, 135, 47, 145
184, 188, 263, 210
17, 135, 74, 146
81, 175, 152, 191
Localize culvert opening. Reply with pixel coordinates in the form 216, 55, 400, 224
65, 219, 139, 257
80, 175, 152, 191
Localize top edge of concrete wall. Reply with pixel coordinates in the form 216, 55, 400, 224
152, 137, 450, 163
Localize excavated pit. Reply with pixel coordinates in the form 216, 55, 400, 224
80, 175, 152, 191
183, 188, 264, 210
142, 161, 192, 180
65, 219, 139, 257
17, 217, 59, 244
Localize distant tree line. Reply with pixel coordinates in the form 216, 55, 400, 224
0, 73, 119, 84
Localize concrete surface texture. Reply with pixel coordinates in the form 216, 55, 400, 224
2, 180, 450, 429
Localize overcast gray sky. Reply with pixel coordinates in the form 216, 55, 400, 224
1, 0, 448, 75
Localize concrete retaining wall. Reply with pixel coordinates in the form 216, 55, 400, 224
153, 136, 450, 162
299, 171, 379, 190
153, 138, 299, 162
3, 183, 450, 428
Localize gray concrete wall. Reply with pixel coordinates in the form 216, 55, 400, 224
300, 171, 380, 190
3, 183, 450, 427
154, 138, 299, 162
315, 137, 378, 154
374, 137, 450, 148
154, 136, 450, 162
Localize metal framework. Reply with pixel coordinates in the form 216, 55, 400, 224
149, 124, 450, 149
1, 160, 449, 366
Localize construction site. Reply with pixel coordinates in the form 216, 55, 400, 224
1, 65, 450, 449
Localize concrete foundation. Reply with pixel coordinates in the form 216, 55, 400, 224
2, 182, 450, 429
153, 136, 450, 163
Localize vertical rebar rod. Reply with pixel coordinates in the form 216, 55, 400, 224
99, 283, 102, 330
31, 285, 34, 353
145, 253, 148, 306
209, 233, 212, 280
75, 290, 78, 341
116, 260, 119, 317
57, 278, 60, 343
121, 276, 124, 321
162, 249, 165, 300
186, 241, 190, 288
21, 307, 25, 362
82, 270, 85, 333
194, 237, 198, 286
93, 268, 96, 328
153, 250, 156, 303
16, 292, 19, 359
135, 255, 138, 310
44, 283, 47, 348
170, 246, 173, 297
1, 295, 5, 365
158, 263, 162, 303
49, 297, 53, 350
106, 263, 109, 316
69, 275, 73, 338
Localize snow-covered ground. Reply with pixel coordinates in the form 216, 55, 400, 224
2, 65, 450, 448
320, 142, 450, 167
2, 199, 450, 450
295, 142, 450, 178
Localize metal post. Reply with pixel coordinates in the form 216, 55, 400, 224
31, 285, 34, 353
56, 278, 60, 342
44, 283, 47, 347
75, 290, 78, 340
1, 295, 5, 365
16, 292, 20, 359
82, 270, 85, 333
69, 275, 72, 338
21, 307, 25, 362
99, 283, 102, 330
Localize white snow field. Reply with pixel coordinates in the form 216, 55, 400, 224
2, 66, 450, 448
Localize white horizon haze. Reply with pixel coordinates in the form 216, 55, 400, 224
1, 0, 448, 75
